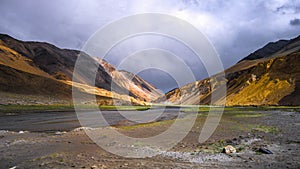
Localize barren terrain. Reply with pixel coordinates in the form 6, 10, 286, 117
0, 107, 299, 169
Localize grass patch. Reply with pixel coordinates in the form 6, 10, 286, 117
178, 105, 300, 113
32, 152, 64, 161
1, 104, 298, 113
0, 104, 75, 113
234, 113, 266, 118
198, 140, 226, 154
115, 119, 174, 130
227, 122, 280, 134
99, 105, 151, 111
252, 125, 280, 134
197, 113, 208, 117
223, 111, 266, 118
227, 124, 252, 132
0, 104, 152, 113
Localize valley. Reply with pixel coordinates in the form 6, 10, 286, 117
0, 107, 299, 168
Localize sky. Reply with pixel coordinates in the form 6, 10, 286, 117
0, 0, 300, 92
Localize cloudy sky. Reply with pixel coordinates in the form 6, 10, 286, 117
1, 0, 300, 92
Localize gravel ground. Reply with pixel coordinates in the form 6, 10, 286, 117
0, 109, 299, 169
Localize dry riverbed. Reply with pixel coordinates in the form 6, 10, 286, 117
0, 108, 299, 169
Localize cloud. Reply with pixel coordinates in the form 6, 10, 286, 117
276, 4, 300, 14
290, 18, 300, 26
0, 0, 300, 91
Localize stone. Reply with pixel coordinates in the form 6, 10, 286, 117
258, 148, 273, 154
225, 139, 233, 144
91, 165, 98, 169
223, 145, 236, 154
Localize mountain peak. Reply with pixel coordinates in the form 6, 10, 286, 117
0, 34, 18, 43
0, 33, 13, 39
238, 39, 289, 62
238, 35, 300, 63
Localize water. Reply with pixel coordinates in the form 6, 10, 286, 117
0, 108, 184, 132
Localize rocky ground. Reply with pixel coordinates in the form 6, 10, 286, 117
0, 109, 299, 169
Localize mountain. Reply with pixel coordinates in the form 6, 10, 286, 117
238, 40, 289, 62
162, 35, 300, 106
0, 34, 162, 105
239, 35, 300, 62
97, 59, 163, 101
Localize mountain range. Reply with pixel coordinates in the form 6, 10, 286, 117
163, 35, 300, 106
0, 34, 299, 106
0, 34, 162, 105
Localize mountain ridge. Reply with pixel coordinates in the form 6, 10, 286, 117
1, 33, 299, 106
162, 35, 300, 106
0, 34, 162, 105
238, 35, 300, 62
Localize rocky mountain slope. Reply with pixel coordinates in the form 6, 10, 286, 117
0, 34, 162, 105
163, 35, 300, 106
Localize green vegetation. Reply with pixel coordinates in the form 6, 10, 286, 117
99, 105, 151, 111
0, 104, 152, 113
226, 121, 280, 134
0, 104, 75, 113
180, 105, 300, 113
252, 125, 280, 134
233, 113, 266, 118
0, 104, 298, 115
32, 152, 66, 165
115, 119, 174, 130
224, 111, 266, 118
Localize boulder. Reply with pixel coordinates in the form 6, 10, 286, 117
223, 145, 236, 154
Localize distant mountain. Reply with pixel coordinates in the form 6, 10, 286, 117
162, 35, 300, 106
238, 40, 289, 62
239, 35, 300, 62
0, 34, 162, 105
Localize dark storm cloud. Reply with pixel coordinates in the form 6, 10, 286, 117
0, 0, 300, 92
0, 0, 87, 49
276, 4, 300, 14
0, 0, 127, 49
290, 18, 300, 26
